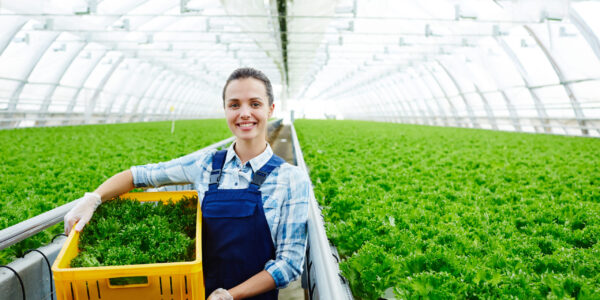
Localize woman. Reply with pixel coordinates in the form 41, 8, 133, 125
64, 67, 310, 300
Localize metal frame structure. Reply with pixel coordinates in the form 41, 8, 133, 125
0, 2, 598, 133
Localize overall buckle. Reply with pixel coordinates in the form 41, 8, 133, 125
209, 169, 222, 185
251, 170, 268, 187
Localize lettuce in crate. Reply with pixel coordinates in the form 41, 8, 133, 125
70, 196, 197, 268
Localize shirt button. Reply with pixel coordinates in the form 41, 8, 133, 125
235, 182, 238, 186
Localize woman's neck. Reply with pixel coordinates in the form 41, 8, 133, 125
234, 138, 267, 165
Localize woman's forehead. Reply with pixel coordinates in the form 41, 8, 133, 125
225, 78, 268, 100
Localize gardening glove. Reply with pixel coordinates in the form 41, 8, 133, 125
64, 192, 102, 235
207, 288, 233, 300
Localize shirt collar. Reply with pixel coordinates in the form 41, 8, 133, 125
225, 141, 273, 172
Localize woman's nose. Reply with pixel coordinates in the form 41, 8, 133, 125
240, 104, 251, 118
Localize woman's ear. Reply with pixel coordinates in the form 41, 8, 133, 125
269, 103, 275, 117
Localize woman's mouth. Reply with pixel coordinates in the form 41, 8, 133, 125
236, 122, 257, 130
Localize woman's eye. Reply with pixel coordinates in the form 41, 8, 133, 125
251, 102, 261, 107
229, 103, 239, 108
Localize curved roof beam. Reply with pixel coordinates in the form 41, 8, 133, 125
6, 32, 60, 126
421, 64, 461, 127
113, 65, 162, 119
64, 50, 109, 119
369, 83, 394, 123
524, 25, 588, 136
388, 77, 418, 120
0, 19, 27, 56
38, 42, 88, 125
403, 72, 437, 126
150, 76, 189, 116
415, 65, 452, 126
435, 59, 479, 128
129, 68, 168, 119
140, 73, 178, 120
376, 80, 407, 123
569, 6, 600, 62
467, 44, 522, 131
495, 37, 550, 133
85, 55, 125, 123
473, 85, 498, 130
104, 61, 147, 115
164, 77, 194, 116
175, 83, 199, 116
393, 76, 428, 125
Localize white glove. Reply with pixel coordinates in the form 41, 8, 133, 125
207, 288, 233, 300
64, 192, 102, 235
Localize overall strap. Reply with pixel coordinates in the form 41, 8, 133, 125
209, 150, 228, 189
249, 155, 285, 189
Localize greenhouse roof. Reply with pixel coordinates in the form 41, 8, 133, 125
0, 0, 599, 136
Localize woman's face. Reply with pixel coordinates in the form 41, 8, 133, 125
223, 77, 274, 142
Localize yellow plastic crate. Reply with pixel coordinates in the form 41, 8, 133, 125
52, 191, 204, 300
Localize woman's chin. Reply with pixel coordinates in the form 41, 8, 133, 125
235, 131, 259, 141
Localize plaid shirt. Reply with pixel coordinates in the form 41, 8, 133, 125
130, 142, 309, 288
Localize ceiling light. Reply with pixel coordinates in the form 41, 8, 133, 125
73, 0, 97, 15
113, 19, 130, 31
33, 19, 54, 31
181, 0, 204, 14
52, 43, 66, 52
13, 34, 29, 44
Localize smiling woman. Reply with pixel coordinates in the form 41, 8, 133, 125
223, 68, 275, 163
62, 67, 310, 300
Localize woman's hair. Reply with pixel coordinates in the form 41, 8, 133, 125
222, 67, 274, 106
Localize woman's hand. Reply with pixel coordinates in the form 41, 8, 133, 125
64, 170, 135, 235
207, 288, 233, 300
64, 192, 102, 235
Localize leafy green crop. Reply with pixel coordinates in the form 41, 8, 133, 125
71, 196, 197, 267
0, 119, 231, 264
295, 120, 600, 299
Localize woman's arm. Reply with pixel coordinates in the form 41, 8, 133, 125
227, 270, 276, 300
94, 169, 135, 201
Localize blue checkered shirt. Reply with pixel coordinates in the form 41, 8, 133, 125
130, 142, 309, 288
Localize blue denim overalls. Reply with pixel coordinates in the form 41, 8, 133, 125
202, 150, 285, 299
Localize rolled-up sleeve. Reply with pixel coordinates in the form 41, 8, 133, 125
130, 149, 214, 188
265, 166, 309, 288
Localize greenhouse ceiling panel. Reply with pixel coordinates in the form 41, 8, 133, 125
0, 0, 598, 136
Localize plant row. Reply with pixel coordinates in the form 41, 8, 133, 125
0, 119, 231, 264
295, 120, 600, 299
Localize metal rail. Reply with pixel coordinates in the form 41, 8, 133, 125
0, 119, 283, 250
289, 122, 354, 300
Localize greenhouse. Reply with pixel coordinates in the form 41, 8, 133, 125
0, 0, 599, 299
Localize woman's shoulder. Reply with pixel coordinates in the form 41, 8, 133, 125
277, 162, 310, 184
178, 147, 219, 168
